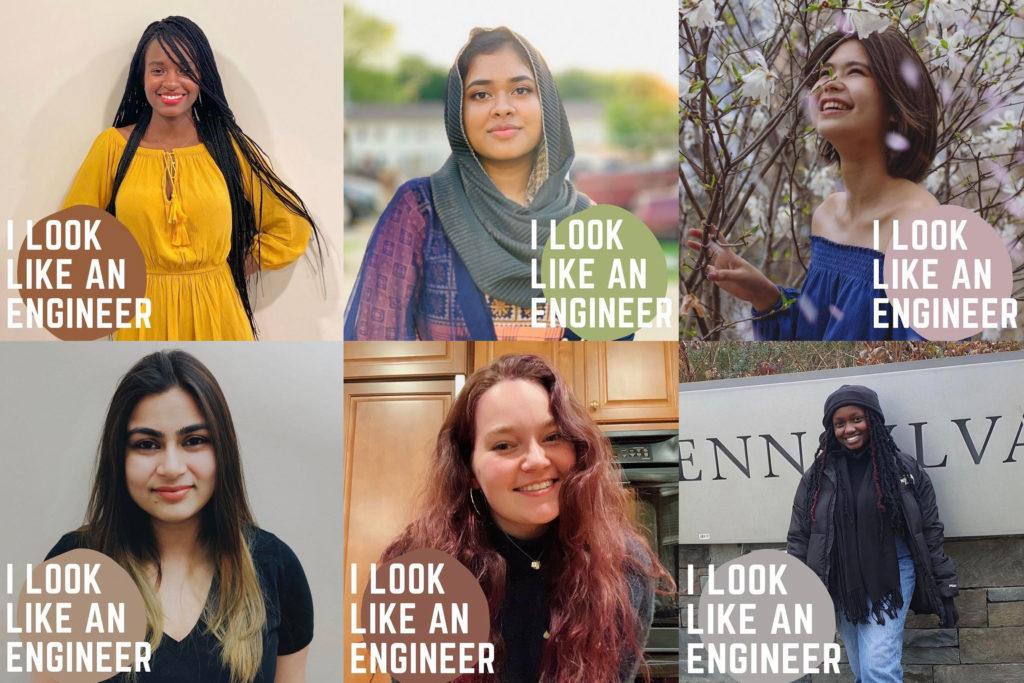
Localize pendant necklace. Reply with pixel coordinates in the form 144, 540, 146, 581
501, 529, 544, 570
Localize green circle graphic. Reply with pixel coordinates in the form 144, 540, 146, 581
540, 205, 667, 340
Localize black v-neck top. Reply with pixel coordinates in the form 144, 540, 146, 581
46, 527, 314, 682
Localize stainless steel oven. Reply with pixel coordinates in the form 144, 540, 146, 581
609, 430, 679, 681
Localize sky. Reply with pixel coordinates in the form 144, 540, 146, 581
350, 0, 678, 87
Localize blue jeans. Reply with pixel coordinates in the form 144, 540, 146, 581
836, 537, 916, 683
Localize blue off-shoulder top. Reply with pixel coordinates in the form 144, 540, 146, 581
752, 235, 924, 341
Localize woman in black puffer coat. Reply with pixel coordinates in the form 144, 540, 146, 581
787, 385, 958, 683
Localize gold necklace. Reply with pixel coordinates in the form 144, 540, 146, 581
501, 529, 544, 570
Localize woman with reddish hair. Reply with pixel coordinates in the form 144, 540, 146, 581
382, 354, 671, 682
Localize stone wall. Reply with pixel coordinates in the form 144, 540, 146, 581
677, 537, 1024, 682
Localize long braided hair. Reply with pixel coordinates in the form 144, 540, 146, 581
107, 16, 322, 336
805, 407, 909, 532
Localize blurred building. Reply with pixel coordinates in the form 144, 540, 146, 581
345, 101, 606, 183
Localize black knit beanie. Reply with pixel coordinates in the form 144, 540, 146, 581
822, 384, 885, 430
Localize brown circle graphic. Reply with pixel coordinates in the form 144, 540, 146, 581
358, 549, 492, 683
14, 548, 148, 683
15, 205, 146, 341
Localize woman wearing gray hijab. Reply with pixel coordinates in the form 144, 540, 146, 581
345, 27, 590, 341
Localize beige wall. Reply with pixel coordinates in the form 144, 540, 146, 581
0, 0, 342, 340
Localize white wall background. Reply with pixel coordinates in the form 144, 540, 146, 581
0, 342, 343, 680
0, 0, 343, 340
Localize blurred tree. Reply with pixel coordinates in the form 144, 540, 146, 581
397, 55, 448, 101
604, 74, 677, 155
556, 69, 609, 100
344, 3, 395, 65
344, 3, 403, 102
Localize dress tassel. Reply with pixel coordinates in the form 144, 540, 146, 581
163, 151, 190, 246
168, 195, 190, 246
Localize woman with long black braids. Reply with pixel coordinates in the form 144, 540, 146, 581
787, 385, 958, 682
64, 16, 321, 340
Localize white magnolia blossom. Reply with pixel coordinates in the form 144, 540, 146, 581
983, 35, 1024, 89
925, 0, 973, 29
807, 166, 835, 199
928, 169, 963, 195
746, 197, 766, 227
682, 119, 697, 149
927, 26, 968, 73
843, 1, 892, 38
976, 109, 1023, 158
683, 0, 721, 30
740, 51, 776, 103
750, 109, 767, 132
746, 0, 782, 42
802, 131, 822, 156
775, 206, 793, 230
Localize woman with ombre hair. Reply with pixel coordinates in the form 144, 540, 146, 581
382, 354, 672, 682
44, 350, 313, 682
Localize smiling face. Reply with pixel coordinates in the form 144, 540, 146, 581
809, 40, 887, 151
142, 39, 199, 120
470, 379, 576, 539
462, 46, 542, 173
832, 405, 871, 451
125, 387, 216, 526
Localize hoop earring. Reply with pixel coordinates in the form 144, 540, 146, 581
469, 489, 484, 518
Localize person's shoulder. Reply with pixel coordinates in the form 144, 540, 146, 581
45, 530, 89, 560
794, 455, 826, 492
99, 127, 129, 146
248, 527, 290, 553
623, 533, 656, 581
383, 177, 435, 225
895, 450, 926, 478
396, 177, 433, 204
247, 527, 304, 568
811, 192, 845, 237
890, 181, 939, 220
79, 127, 128, 154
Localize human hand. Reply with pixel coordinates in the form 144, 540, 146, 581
686, 225, 781, 312
244, 252, 259, 277
939, 596, 959, 629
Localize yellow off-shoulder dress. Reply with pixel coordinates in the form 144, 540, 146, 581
63, 127, 312, 341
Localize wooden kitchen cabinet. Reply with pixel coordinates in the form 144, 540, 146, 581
344, 341, 468, 379
342, 378, 457, 683
583, 342, 678, 424
473, 341, 678, 426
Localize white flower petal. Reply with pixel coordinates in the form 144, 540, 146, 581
798, 295, 819, 324
886, 132, 911, 152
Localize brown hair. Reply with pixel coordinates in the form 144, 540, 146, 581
805, 27, 938, 183
85, 350, 265, 683
383, 354, 673, 682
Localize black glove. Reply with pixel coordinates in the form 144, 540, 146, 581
940, 596, 959, 628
